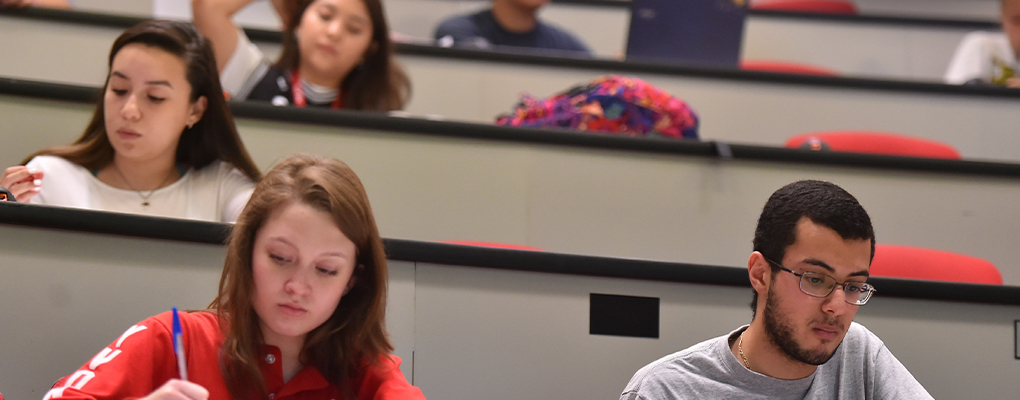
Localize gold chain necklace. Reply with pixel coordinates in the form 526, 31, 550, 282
738, 333, 751, 370
112, 163, 177, 208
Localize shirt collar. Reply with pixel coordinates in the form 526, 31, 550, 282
259, 345, 331, 397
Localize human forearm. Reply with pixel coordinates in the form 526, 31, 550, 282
191, 0, 254, 73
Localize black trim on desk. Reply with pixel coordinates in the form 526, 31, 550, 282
0, 77, 99, 103
7, 77, 1020, 179
228, 100, 721, 157
396, 43, 1020, 99
226, 102, 1020, 179
385, 239, 1020, 306
748, 9, 999, 30
551, 0, 630, 8
0, 201, 230, 244
2, 201, 1018, 306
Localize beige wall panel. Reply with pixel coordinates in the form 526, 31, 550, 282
523, 146, 1020, 281
0, 96, 92, 167
234, 118, 533, 245
413, 262, 1020, 400
1, 16, 116, 86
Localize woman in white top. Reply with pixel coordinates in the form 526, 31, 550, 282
0, 20, 262, 223
192, 0, 410, 111
944, 0, 1020, 87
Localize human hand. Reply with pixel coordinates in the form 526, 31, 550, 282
1005, 77, 1020, 89
0, 166, 43, 202
141, 380, 209, 400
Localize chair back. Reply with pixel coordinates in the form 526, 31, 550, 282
740, 60, 839, 76
752, 0, 859, 14
870, 244, 1003, 285
785, 131, 962, 159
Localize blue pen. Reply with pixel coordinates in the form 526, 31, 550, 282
172, 307, 188, 381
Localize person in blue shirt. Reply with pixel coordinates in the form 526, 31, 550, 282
434, 0, 592, 57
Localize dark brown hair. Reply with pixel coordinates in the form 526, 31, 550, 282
24, 20, 261, 182
211, 154, 391, 400
276, 0, 411, 111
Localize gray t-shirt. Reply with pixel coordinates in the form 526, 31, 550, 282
621, 322, 933, 400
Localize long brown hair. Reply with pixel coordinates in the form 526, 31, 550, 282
24, 20, 261, 182
276, 0, 411, 111
211, 154, 391, 400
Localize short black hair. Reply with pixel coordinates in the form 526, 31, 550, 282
749, 180, 875, 318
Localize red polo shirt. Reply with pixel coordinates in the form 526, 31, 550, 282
44, 311, 425, 400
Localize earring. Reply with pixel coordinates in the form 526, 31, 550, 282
187, 123, 194, 129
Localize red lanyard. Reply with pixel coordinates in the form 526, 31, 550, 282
290, 70, 342, 109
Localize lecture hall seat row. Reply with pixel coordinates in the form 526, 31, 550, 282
5, 8, 1020, 163
1, 202, 1018, 400
4, 77, 1020, 286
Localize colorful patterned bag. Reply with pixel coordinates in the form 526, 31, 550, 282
495, 75, 699, 139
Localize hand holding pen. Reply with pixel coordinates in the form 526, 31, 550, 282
173, 307, 188, 381
137, 308, 209, 400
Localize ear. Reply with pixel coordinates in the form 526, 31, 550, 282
748, 251, 772, 298
343, 277, 357, 295
187, 96, 208, 128
343, 265, 362, 296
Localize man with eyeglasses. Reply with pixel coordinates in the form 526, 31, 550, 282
621, 180, 932, 400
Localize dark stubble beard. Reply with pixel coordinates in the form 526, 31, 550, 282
762, 285, 842, 366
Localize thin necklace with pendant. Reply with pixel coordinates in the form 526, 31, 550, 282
112, 163, 177, 208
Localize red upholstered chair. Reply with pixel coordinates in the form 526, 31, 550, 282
869, 244, 1003, 285
740, 60, 839, 76
441, 241, 543, 251
752, 0, 859, 15
785, 131, 962, 159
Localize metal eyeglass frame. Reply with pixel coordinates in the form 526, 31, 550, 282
765, 258, 876, 305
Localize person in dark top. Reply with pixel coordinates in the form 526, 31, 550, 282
434, 0, 592, 57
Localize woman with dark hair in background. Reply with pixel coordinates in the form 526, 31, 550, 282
43, 154, 426, 400
0, 20, 261, 222
193, 0, 411, 111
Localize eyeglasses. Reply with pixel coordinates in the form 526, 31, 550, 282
765, 258, 876, 306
